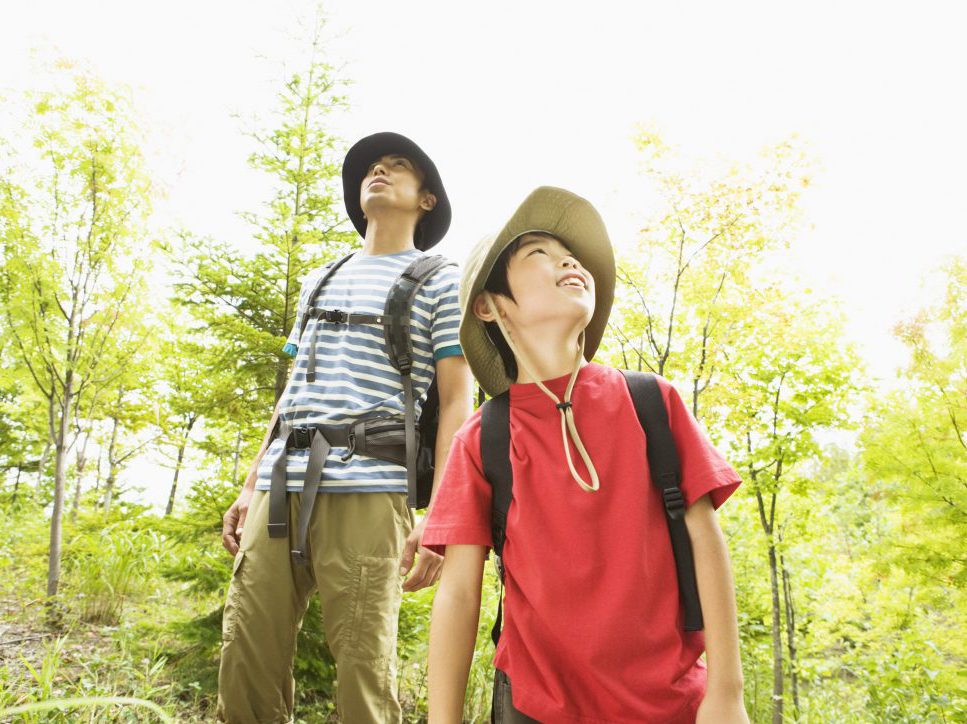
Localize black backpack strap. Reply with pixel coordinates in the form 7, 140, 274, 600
383, 254, 456, 507
480, 391, 511, 645
620, 370, 704, 631
300, 253, 356, 383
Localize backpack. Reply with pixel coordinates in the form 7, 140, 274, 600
296, 251, 454, 509
478, 369, 703, 643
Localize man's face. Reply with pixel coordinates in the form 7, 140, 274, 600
359, 153, 436, 220
480, 233, 596, 335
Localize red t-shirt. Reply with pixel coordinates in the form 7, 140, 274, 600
423, 363, 742, 723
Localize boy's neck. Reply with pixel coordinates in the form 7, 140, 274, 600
513, 328, 587, 385
361, 214, 419, 256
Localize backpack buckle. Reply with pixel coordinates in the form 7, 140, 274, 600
323, 309, 347, 323
289, 426, 313, 449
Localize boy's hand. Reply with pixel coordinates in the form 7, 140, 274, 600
696, 689, 749, 724
222, 488, 254, 556
400, 517, 443, 592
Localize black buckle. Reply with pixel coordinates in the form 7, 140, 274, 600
288, 426, 313, 449
267, 522, 288, 538
323, 309, 346, 323
662, 486, 686, 520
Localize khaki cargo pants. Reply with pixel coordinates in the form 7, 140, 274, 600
217, 489, 414, 724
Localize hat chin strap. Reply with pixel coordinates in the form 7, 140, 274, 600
485, 294, 600, 493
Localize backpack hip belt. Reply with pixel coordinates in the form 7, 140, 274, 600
267, 418, 414, 566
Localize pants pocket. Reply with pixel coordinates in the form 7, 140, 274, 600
346, 555, 401, 661
221, 550, 245, 643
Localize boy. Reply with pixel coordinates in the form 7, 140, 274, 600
217, 132, 474, 724
423, 187, 748, 723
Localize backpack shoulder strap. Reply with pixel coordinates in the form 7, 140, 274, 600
298, 252, 355, 341
620, 370, 704, 631
480, 390, 511, 646
383, 253, 456, 507
480, 391, 512, 559
383, 254, 455, 373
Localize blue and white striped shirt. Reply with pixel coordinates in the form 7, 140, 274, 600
255, 249, 463, 494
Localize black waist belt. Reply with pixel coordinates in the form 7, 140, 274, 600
268, 420, 409, 566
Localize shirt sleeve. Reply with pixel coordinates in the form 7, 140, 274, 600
658, 377, 742, 509
422, 424, 493, 555
427, 262, 463, 361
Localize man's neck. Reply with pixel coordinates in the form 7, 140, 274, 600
361, 215, 418, 256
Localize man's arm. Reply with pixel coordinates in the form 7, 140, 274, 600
401, 354, 475, 591
428, 543, 488, 723
221, 398, 283, 555
686, 495, 750, 723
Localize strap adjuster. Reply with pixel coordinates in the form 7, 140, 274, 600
662, 486, 686, 520
267, 522, 288, 538
291, 549, 309, 566
289, 426, 313, 449
340, 432, 356, 462
323, 309, 347, 323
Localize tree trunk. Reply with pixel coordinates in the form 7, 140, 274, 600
12, 465, 22, 504
780, 548, 800, 718
47, 371, 74, 601
165, 439, 187, 516
70, 431, 91, 520
102, 414, 121, 513
274, 355, 288, 404
165, 416, 196, 516
232, 427, 242, 484
103, 470, 116, 513
767, 539, 784, 724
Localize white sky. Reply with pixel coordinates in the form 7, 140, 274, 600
3, 1, 965, 508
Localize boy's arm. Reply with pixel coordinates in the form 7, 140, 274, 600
686, 495, 750, 723
428, 543, 488, 724
401, 354, 475, 591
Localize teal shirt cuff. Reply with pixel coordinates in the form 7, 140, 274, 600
282, 342, 298, 358
433, 344, 463, 362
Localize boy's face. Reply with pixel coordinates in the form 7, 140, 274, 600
359, 153, 437, 221
475, 233, 596, 336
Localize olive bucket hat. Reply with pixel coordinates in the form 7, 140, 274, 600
458, 186, 616, 398
342, 131, 452, 250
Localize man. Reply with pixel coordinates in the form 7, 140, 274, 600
217, 132, 474, 724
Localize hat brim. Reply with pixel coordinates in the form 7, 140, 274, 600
342, 132, 451, 251
459, 187, 616, 397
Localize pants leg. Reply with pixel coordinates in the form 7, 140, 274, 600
491, 669, 541, 724
217, 491, 316, 724
309, 492, 413, 724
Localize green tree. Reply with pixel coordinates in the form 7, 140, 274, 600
0, 69, 153, 605
721, 283, 859, 722
604, 129, 813, 420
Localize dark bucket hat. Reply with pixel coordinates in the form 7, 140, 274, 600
342, 132, 451, 250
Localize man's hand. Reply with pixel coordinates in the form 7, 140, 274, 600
400, 516, 443, 592
222, 487, 254, 556
696, 688, 749, 724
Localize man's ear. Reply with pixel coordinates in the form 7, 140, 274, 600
472, 292, 498, 322
420, 191, 437, 212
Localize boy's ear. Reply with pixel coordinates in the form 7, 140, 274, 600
472, 292, 498, 322
420, 191, 437, 212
